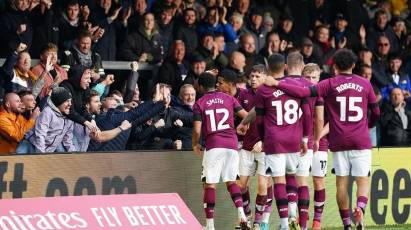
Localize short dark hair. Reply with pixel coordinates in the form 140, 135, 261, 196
85, 90, 100, 104
332, 49, 357, 71
250, 64, 267, 75
18, 90, 33, 98
218, 69, 238, 84
77, 30, 92, 40
183, 7, 196, 15
198, 72, 216, 89
267, 53, 285, 73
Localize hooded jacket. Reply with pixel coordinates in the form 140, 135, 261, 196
0, 106, 35, 154
25, 100, 76, 153
60, 65, 92, 125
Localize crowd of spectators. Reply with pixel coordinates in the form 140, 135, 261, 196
1, 0, 411, 154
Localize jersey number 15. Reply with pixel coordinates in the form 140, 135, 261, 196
336, 96, 363, 122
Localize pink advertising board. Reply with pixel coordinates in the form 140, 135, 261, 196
0, 193, 203, 229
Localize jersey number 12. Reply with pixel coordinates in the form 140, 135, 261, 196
205, 108, 230, 131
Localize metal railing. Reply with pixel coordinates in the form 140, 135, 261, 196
0, 59, 159, 71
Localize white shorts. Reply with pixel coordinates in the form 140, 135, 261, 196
312, 151, 328, 177
239, 149, 266, 177
295, 149, 313, 177
265, 153, 299, 177
332, 150, 371, 177
201, 148, 239, 184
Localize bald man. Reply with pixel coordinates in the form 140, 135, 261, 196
0, 93, 39, 153
228, 51, 246, 78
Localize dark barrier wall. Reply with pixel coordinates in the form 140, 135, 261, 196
0, 148, 410, 228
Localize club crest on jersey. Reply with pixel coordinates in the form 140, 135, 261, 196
273, 89, 285, 98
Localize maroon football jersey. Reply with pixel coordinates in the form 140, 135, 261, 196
193, 91, 243, 150
238, 88, 260, 151
278, 74, 379, 152
255, 78, 311, 154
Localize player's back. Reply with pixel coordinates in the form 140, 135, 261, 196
320, 74, 375, 151
256, 78, 306, 154
193, 91, 240, 150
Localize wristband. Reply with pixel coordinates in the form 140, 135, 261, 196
302, 137, 308, 144
118, 126, 124, 132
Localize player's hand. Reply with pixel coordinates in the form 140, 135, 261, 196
30, 107, 41, 120
174, 119, 183, 127
264, 77, 279, 87
16, 43, 27, 53
174, 140, 182, 150
45, 55, 53, 72
119, 120, 132, 131
154, 118, 165, 128
130, 61, 139, 72
103, 74, 115, 85
193, 144, 203, 158
236, 123, 249, 135
252, 141, 262, 153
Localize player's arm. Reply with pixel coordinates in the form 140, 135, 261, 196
301, 99, 312, 155
236, 108, 248, 119
265, 77, 329, 98
192, 120, 203, 157
313, 103, 324, 152
192, 104, 203, 157
368, 87, 381, 128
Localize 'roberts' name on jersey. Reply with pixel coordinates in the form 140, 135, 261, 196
206, 98, 224, 106
336, 83, 364, 93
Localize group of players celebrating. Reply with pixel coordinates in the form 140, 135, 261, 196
192, 49, 380, 230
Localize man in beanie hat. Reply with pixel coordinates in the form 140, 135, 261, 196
16, 87, 77, 153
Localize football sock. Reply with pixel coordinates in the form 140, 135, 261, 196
313, 189, 326, 222
298, 186, 310, 229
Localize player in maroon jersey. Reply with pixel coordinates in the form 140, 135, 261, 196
236, 65, 275, 230
192, 72, 249, 230
302, 63, 329, 230
240, 54, 311, 230
266, 49, 380, 230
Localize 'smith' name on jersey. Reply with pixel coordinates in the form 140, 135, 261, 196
315, 74, 378, 151
255, 78, 308, 154
193, 91, 243, 151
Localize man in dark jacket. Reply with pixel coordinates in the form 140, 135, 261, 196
59, 65, 99, 133
157, 41, 189, 96
60, 31, 105, 77
0, 0, 33, 57
174, 8, 198, 57
380, 88, 411, 146
367, 10, 399, 54
88, 84, 167, 151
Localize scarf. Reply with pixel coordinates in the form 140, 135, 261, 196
73, 46, 92, 68
14, 67, 37, 81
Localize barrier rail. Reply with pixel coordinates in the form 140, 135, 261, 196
0, 59, 159, 71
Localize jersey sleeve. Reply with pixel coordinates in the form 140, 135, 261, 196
314, 79, 331, 97
301, 98, 312, 137
254, 88, 265, 140
192, 102, 202, 121
367, 82, 380, 128
233, 96, 243, 113
315, 97, 324, 106
277, 79, 312, 98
